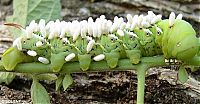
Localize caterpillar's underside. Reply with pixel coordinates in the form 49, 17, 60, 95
2, 11, 200, 72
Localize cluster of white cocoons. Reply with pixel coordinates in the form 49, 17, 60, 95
12, 11, 182, 64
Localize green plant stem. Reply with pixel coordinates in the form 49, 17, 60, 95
0, 56, 166, 73
136, 65, 148, 104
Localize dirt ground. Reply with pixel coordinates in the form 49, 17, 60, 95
0, 0, 200, 104
0, 70, 199, 104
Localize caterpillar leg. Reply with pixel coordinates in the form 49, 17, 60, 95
78, 54, 92, 71
50, 52, 68, 72
125, 50, 141, 64
104, 51, 120, 68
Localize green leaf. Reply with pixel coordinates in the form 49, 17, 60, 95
31, 78, 50, 104
55, 74, 64, 91
0, 72, 16, 85
36, 74, 58, 81
178, 66, 189, 83
7, 0, 61, 38
62, 74, 73, 91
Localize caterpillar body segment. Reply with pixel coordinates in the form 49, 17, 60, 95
39, 38, 67, 72
21, 37, 51, 60
75, 37, 93, 71
155, 20, 171, 58
2, 47, 33, 71
148, 26, 163, 55
172, 34, 198, 60
2, 11, 199, 72
133, 28, 158, 57
167, 20, 198, 60
156, 19, 198, 60
99, 35, 125, 68
198, 39, 200, 56
118, 30, 142, 64
49, 38, 78, 72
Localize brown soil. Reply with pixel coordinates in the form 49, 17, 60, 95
0, 71, 199, 104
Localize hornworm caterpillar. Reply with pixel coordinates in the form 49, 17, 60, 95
2, 11, 199, 72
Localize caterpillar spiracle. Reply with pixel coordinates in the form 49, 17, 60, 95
2, 11, 200, 72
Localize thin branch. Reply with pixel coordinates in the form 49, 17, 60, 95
0, 56, 166, 73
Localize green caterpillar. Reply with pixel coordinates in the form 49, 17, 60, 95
2, 12, 199, 72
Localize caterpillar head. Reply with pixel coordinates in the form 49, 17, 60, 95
2, 47, 33, 71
